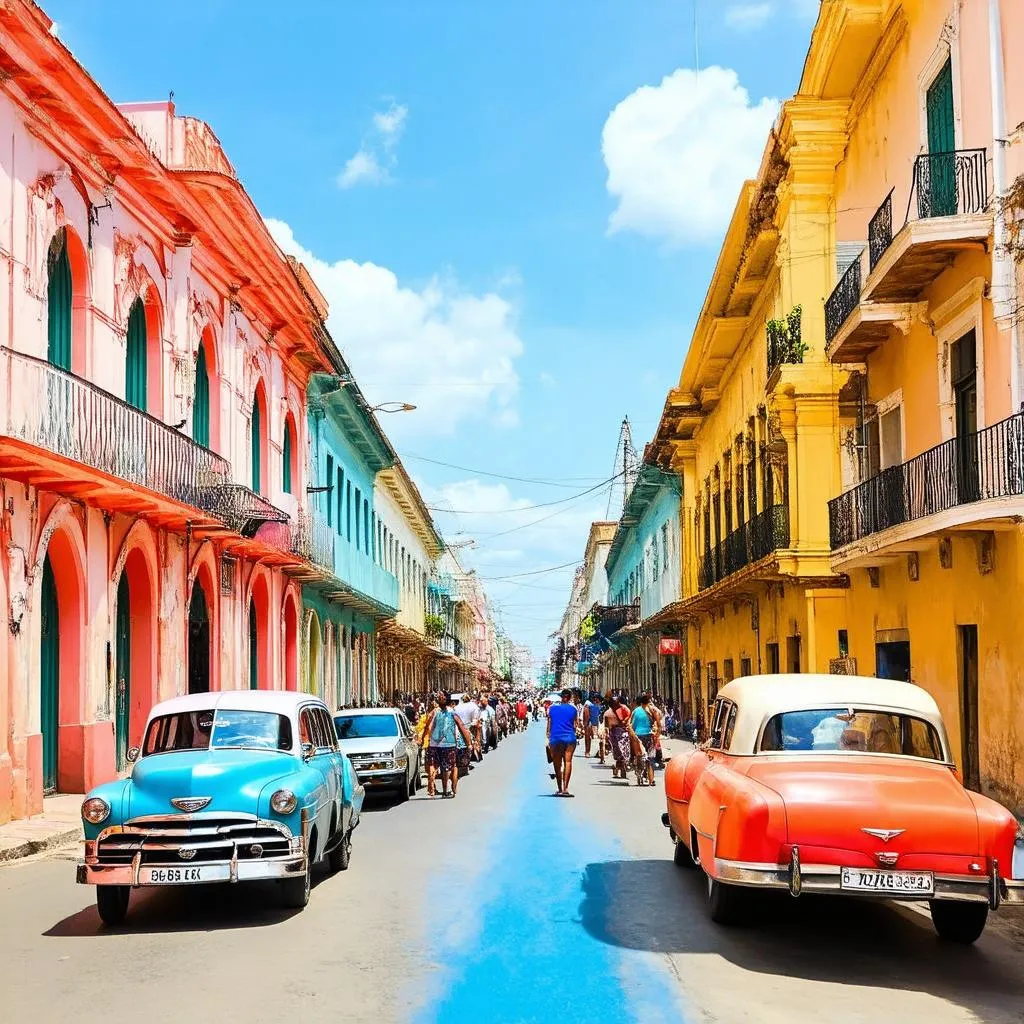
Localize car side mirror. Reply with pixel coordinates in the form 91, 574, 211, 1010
301, 742, 315, 762
126, 746, 140, 763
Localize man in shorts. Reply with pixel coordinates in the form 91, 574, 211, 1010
582, 691, 602, 757
546, 688, 579, 797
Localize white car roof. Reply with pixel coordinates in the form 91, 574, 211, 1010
149, 689, 328, 719
717, 674, 945, 755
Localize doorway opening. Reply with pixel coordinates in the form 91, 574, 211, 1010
957, 624, 980, 791
188, 584, 211, 694
875, 640, 911, 681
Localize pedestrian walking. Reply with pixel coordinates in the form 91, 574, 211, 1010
631, 693, 658, 786
582, 691, 602, 757
546, 688, 578, 797
603, 694, 633, 780
424, 692, 473, 798
454, 692, 482, 765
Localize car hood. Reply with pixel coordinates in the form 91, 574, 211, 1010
127, 749, 298, 820
746, 755, 980, 855
336, 737, 401, 757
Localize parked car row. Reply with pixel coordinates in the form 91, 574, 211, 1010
78, 690, 369, 925
663, 674, 1024, 944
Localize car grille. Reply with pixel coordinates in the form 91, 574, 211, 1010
95, 813, 292, 866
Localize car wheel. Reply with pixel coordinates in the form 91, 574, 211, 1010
407, 769, 417, 798
930, 900, 988, 944
328, 832, 351, 873
673, 838, 696, 869
281, 865, 311, 908
706, 872, 746, 925
95, 885, 130, 926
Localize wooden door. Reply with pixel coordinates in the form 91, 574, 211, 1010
40, 555, 60, 792
115, 573, 131, 771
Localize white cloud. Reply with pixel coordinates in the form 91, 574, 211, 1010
725, 4, 773, 29
337, 150, 385, 189
337, 102, 408, 189
266, 219, 523, 437
602, 65, 780, 245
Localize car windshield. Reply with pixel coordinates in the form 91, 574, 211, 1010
143, 709, 293, 756
759, 708, 944, 760
334, 714, 399, 739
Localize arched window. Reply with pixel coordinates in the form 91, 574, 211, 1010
193, 342, 211, 448
251, 382, 268, 494
282, 416, 295, 494
125, 298, 148, 411
47, 228, 72, 371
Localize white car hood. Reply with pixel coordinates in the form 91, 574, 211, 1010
337, 736, 400, 757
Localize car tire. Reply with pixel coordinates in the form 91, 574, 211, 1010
96, 885, 130, 926
706, 873, 746, 925
281, 866, 311, 909
673, 838, 696, 869
328, 832, 351, 873
930, 899, 988, 944
407, 770, 417, 798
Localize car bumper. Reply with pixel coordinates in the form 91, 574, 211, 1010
354, 767, 407, 787
77, 852, 307, 887
713, 853, 1024, 908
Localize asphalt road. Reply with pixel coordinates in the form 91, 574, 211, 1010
2, 729, 1024, 1024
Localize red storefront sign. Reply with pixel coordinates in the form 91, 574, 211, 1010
658, 637, 683, 656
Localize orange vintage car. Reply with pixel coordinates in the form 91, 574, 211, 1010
663, 674, 1024, 943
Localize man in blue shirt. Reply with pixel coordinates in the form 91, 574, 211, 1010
547, 688, 579, 797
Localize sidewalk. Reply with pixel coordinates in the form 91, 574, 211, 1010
0, 794, 83, 862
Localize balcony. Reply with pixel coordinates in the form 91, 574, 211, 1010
323, 541, 399, 617
828, 411, 1024, 568
0, 347, 230, 529
698, 504, 791, 590
826, 151, 991, 363
766, 308, 805, 382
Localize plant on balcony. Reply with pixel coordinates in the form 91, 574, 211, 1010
1003, 175, 1024, 271
425, 613, 446, 639
579, 613, 597, 642
767, 305, 807, 371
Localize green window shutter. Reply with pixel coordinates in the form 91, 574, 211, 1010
193, 344, 210, 448
115, 573, 131, 771
336, 467, 344, 536
249, 600, 259, 690
251, 394, 262, 492
40, 554, 60, 792
325, 454, 334, 525
926, 58, 956, 217
125, 299, 148, 411
283, 420, 293, 494
46, 229, 72, 371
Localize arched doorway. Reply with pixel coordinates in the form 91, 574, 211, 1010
249, 574, 270, 690
47, 228, 72, 371
249, 599, 259, 690
114, 573, 131, 771
251, 381, 268, 494
40, 554, 60, 792
188, 583, 210, 694
193, 341, 211, 449
306, 611, 322, 696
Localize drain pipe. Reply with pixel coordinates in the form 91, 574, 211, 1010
989, 0, 1021, 408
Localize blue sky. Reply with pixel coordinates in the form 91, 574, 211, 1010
48, 0, 820, 668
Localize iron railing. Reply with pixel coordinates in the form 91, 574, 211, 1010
869, 151, 988, 271
868, 189, 894, 273
824, 256, 862, 344
292, 509, 335, 571
213, 484, 289, 536
1, 346, 231, 512
595, 602, 641, 634
698, 504, 790, 590
828, 410, 1024, 549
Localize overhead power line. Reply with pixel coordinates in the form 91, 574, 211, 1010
479, 559, 582, 581
427, 471, 625, 515
401, 451, 605, 489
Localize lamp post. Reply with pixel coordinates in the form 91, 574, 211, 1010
369, 402, 416, 414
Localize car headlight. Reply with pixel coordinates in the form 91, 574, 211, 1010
82, 797, 110, 825
270, 789, 298, 814
395, 755, 409, 769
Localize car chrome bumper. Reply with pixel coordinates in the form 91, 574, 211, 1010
713, 850, 1024, 908
77, 852, 307, 887
354, 768, 407, 786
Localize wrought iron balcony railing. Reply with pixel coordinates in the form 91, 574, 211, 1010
698, 504, 791, 590
291, 509, 335, 571
2, 347, 231, 512
828, 410, 1024, 550
824, 257, 862, 345
868, 150, 988, 272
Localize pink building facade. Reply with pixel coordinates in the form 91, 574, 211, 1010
0, 2, 334, 823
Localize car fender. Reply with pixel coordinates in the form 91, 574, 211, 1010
664, 749, 705, 838
713, 774, 788, 864
81, 778, 132, 840
966, 789, 1020, 876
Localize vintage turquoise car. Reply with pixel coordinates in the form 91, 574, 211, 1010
77, 690, 364, 925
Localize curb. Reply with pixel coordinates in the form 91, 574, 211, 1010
0, 825, 81, 863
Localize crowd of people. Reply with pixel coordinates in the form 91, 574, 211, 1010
542, 689, 681, 796
399, 690, 536, 799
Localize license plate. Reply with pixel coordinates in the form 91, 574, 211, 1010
840, 867, 934, 896
138, 865, 227, 885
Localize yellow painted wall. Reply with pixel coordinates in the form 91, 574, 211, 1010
842, 532, 1024, 814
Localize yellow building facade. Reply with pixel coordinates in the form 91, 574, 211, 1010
821, 0, 1024, 813
652, 0, 1024, 814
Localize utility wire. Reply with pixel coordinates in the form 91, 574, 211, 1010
401, 451, 605, 489
427, 471, 625, 515
479, 559, 582, 581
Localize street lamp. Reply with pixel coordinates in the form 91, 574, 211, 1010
369, 402, 416, 414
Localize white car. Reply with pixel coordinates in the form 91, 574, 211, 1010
333, 708, 421, 801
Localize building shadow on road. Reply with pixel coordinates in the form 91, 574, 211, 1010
579, 858, 1024, 1024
